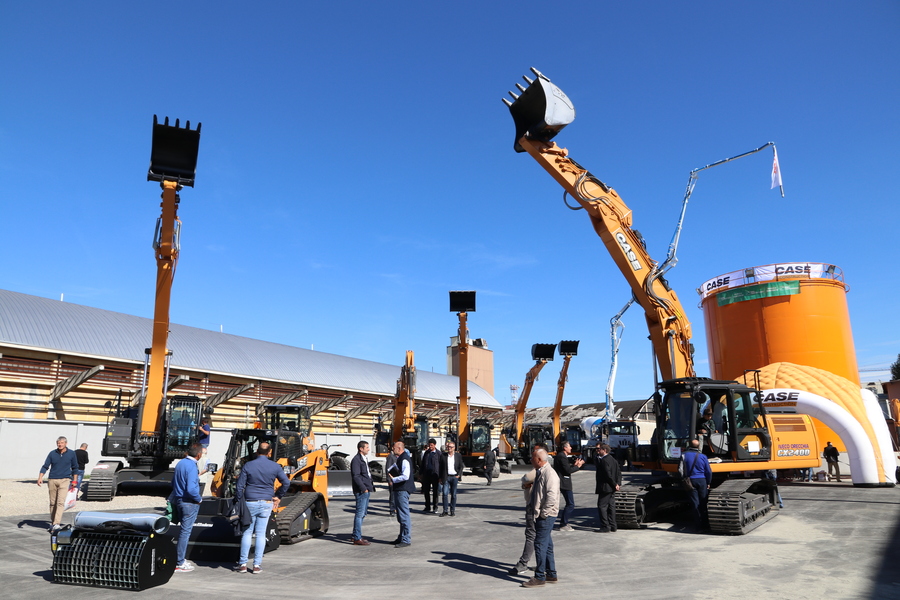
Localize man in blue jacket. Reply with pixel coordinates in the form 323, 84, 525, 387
37, 436, 78, 530
350, 441, 376, 545
235, 443, 291, 573
170, 443, 203, 572
683, 438, 713, 530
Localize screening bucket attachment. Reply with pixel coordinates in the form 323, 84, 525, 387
504, 68, 575, 153
147, 115, 201, 187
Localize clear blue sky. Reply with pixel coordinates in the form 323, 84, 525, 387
2, 2, 898, 408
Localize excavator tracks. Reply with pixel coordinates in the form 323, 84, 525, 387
276, 492, 327, 544
707, 478, 778, 535
615, 488, 646, 529
83, 465, 117, 501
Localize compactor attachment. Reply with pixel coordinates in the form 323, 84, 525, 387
147, 115, 201, 187
504, 68, 575, 152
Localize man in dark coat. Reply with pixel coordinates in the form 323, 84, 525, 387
418, 438, 441, 513
439, 440, 464, 516
350, 440, 376, 545
483, 447, 497, 486
594, 442, 622, 533
553, 441, 585, 531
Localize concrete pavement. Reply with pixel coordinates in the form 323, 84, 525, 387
1, 469, 898, 599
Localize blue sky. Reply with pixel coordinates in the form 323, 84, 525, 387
2, 2, 898, 408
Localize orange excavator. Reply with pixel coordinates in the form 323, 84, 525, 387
498, 343, 557, 464
504, 69, 821, 534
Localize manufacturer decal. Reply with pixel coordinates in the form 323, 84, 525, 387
614, 231, 642, 271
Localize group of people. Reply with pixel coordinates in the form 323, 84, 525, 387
351, 438, 472, 548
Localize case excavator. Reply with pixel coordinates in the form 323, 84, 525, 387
504, 69, 821, 534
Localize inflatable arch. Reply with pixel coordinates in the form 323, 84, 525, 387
755, 362, 896, 487
761, 388, 894, 486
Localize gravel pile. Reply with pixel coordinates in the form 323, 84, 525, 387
0, 479, 166, 519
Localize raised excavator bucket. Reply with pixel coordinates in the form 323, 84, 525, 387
504, 67, 575, 153
147, 115, 201, 187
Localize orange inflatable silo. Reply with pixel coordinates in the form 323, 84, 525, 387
699, 262, 859, 385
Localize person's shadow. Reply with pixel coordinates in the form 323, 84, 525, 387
429, 550, 518, 581
17, 519, 51, 530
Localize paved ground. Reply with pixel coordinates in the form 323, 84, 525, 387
2, 469, 898, 600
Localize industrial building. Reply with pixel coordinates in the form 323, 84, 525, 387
0, 288, 501, 450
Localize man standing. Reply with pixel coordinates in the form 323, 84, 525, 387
74, 443, 90, 491
235, 444, 290, 573
521, 448, 559, 588
419, 438, 441, 514
595, 442, 622, 533
37, 436, 78, 530
483, 446, 496, 486
350, 441, 376, 545
197, 417, 212, 448
823, 442, 841, 482
170, 443, 203, 573
439, 441, 464, 517
683, 439, 713, 530
389, 441, 414, 548
553, 442, 584, 531
508, 443, 546, 576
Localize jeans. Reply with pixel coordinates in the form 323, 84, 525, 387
441, 476, 459, 513
688, 478, 709, 527
175, 501, 200, 564
395, 490, 411, 544
517, 509, 536, 566
75, 470, 85, 490
560, 489, 575, 526
240, 500, 274, 566
353, 491, 370, 540
533, 515, 557, 580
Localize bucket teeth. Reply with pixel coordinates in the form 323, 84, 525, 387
505, 68, 575, 153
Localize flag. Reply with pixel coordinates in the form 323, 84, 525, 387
771, 147, 784, 196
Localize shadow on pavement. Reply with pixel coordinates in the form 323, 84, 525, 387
429, 550, 517, 581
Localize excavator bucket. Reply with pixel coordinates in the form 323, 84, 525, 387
558, 340, 580, 356
147, 115, 201, 187
531, 343, 557, 361
504, 68, 575, 153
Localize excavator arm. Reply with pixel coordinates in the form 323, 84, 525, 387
551, 340, 579, 441
512, 343, 557, 443
506, 70, 694, 380
391, 351, 417, 446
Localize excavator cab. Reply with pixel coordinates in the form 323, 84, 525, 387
505, 67, 575, 153
162, 395, 204, 459
657, 378, 771, 463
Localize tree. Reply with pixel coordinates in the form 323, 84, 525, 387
891, 353, 900, 381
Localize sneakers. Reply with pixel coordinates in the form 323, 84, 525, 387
175, 562, 195, 573
559, 524, 574, 532
439, 512, 449, 517
251, 565, 262, 574
235, 563, 247, 573
508, 562, 529, 575
521, 577, 545, 588
395, 542, 411, 548
546, 576, 558, 583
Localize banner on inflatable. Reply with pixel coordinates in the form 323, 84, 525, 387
698, 262, 831, 300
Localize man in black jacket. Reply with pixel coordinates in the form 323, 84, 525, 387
419, 438, 441, 514
350, 441, 376, 545
594, 443, 622, 533
439, 441, 464, 516
553, 442, 584, 531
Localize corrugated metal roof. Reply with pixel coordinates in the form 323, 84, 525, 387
0, 289, 500, 409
